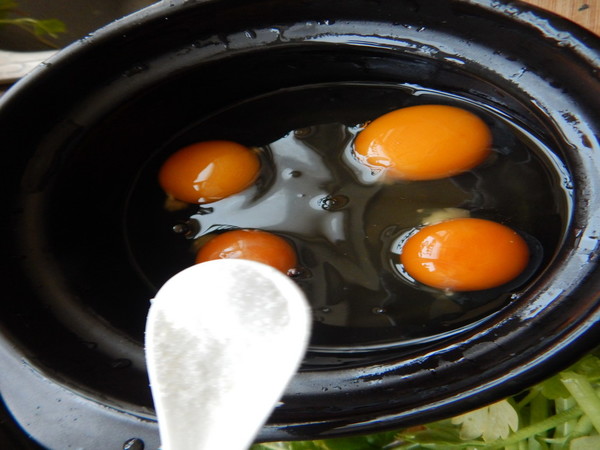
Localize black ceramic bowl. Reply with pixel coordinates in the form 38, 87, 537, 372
0, 0, 599, 448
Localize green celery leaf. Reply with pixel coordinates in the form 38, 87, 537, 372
572, 354, 600, 381
31, 18, 66, 37
540, 375, 570, 400
0, 1, 66, 44
560, 371, 600, 434
570, 435, 600, 450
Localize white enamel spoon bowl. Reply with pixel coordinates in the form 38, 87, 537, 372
145, 259, 311, 450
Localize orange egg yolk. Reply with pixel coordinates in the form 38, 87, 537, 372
195, 229, 298, 274
158, 140, 260, 204
400, 218, 530, 291
354, 105, 492, 180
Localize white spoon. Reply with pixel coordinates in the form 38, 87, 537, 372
145, 259, 311, 450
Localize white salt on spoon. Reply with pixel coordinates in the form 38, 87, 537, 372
145, 259, 311, 450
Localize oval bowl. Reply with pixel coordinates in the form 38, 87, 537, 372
0, 0, 599, 447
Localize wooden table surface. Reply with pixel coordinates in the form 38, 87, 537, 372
522, 0, 600, 35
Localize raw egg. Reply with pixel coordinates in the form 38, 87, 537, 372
195, 229, 297, 274
158, 140, 260, 204
400, 218, 530, 291
354, 105, 492, 180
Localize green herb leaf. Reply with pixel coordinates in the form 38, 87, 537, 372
560, 371, 600, 434
0, 1, 66, 45
253, 347, 600, 450
570, 435, 600, 450
451, 399, 519, 442
31, 18, 66, 38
